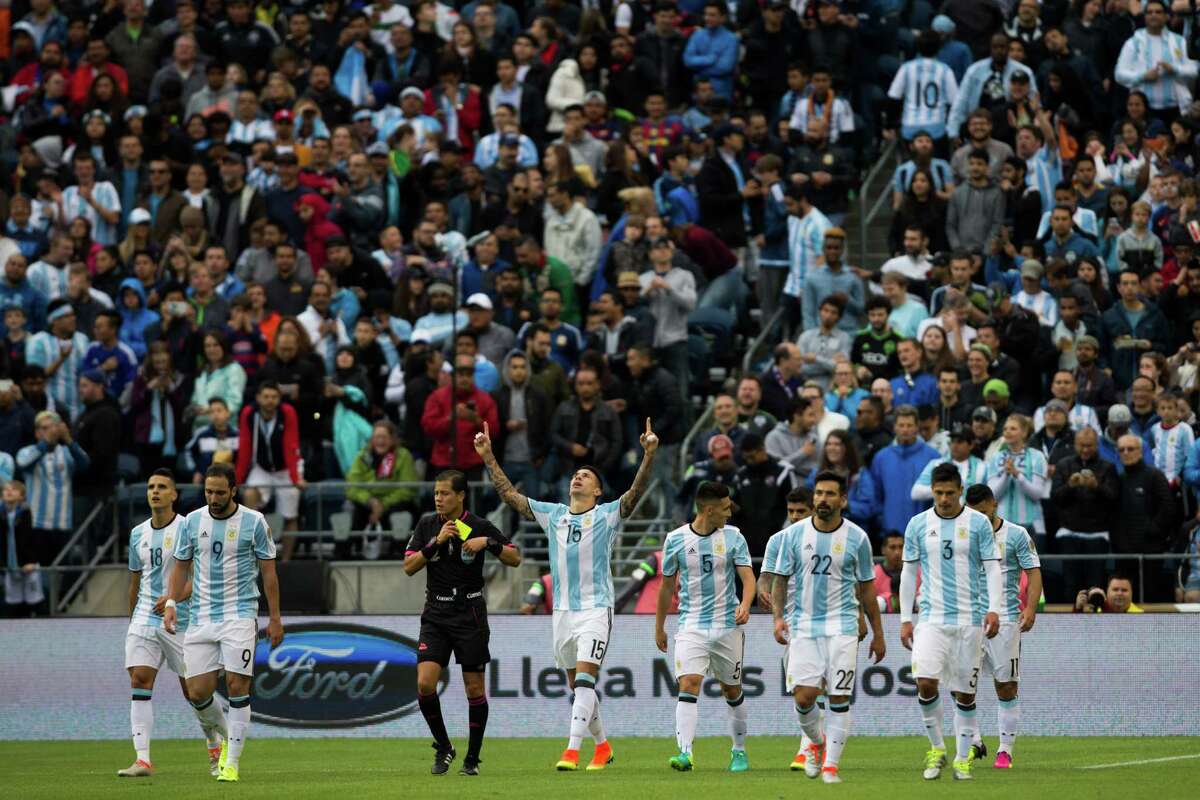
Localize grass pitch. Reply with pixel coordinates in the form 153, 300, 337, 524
3, 736, 1198, 799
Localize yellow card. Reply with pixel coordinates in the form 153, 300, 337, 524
454, 519, 473, 540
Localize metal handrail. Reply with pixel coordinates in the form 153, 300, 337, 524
57, 530, 119, 613
741, 307, 786, 376
857, 139, 900, 268
678, 398, 716, 479
48, 500, 108, 568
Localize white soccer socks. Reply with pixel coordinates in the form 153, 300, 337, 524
131, 689, 153, 764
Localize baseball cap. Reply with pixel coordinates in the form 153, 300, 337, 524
983, 379, 1010, 399
969, 342, 993, 360
498, 133, 520, 148
1020, 259, 1044, 280
931, 14, 956, 34
465, 292, 494, 310
129, 208, 152, 226
1107, 404, 1133, 426
366, 141, 389, 156
428, 281, 455, 296
616, 271, 641, 289
972, 406, 997, 423
740, 432, 765, 452
708, 434, 734, 458
273, 109, 294, 124
410, 329, 433, 345
1044, 399, 1069, 415
400, 86, 424, 101
124, 105, 148, 121
325, 235, 350, 249
1076, 334, 1100, 351
352, 109, 373, 122
949, 424, 975, 442
583, 90, 607, 104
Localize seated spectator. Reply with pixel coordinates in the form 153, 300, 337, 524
692, 393, 745, 465
421, 353, 499, 480
74, 370, 121, 503
766, 397, 821, 484
0, 480, 40, 617
1073, 573, 1142, 613
549, 366, 622, 494
825, 361, 870, 426
182, 397, 239, 485
881, 272, 929, 338
806, 428, 878, 529
342, 420, 420, 559
678, 433, 740, 513
869, 405, 939, 540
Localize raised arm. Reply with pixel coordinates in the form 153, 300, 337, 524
620, 418, 659, 518
474, 421, 534, 520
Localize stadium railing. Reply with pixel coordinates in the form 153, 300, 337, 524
856, 139, 900, 268
678, 398, 716, 480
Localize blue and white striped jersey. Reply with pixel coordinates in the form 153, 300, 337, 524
25, 331, 90, 422
60, 181, 121, 245
891, 158, 955, 195
887, 57, 959, 139
984, 518, 1040, 623
783, 207, 832, 298
761, 527, 796, 618
15, 440, 89, 530
788, 96, 856, 144
984, 446, 1049, 533
173, 504, 276, 625
129, 514, 190, 630
1035, 207, 1099, 240
226, 118, 276, 145
530, 498, 622, 611
1114, 29, 1199, 111
1024, 144, 1062, 216
771, 517, 874, 638
903, 507, 998, 626
26, 261, 70, 302
661, 524, 750, 630
1033, 403, 1101, 436
1013, 289, 1060, 327
1151, 422, 1195, 483
913, 456, 986, 501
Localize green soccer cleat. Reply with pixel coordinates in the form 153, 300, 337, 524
669, 752, 694, 771
970, 740, 988, 762
216, 765, 239, 782
728, 749, 749, 772
218, 740, 228, 773
953, 758, 973, 781
923, 747, 947, 780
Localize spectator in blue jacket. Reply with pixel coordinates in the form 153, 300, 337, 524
116, 277, 158, 360
1101, 269, 1172, 390
81, 309, 138, 401
682, 3, 739, 101
869, 404, 939, 538
890, 338, 938, 408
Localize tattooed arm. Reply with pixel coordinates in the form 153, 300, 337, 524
620, 418, 660, 518
474, 422, 534, 520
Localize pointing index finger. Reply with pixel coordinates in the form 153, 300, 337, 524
645, 417, 651, 433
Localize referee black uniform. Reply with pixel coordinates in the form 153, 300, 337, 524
405, 509, 512, 773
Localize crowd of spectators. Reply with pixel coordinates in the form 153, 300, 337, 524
1, 0, 1200, 614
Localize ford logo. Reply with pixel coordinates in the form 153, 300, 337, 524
234, 623, 432, 728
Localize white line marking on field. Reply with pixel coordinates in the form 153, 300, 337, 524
1080, 754, 1200, 770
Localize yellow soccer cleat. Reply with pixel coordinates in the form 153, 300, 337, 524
217, 764, 239, 782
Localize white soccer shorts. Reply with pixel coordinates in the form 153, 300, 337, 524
673, 627, 745, 685
552, 608, 612, 669
785, 634, 858, 694
982, 621, 1022, 683
125, 623, 188, 675
245, 465, 300, 520
4, 569, 44, 605
183, 619, 259, 677
912, 622, 984, 694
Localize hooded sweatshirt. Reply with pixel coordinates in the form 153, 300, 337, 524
297, 193, 344, 273
117, 277, 160, 360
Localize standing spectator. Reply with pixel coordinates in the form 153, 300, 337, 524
765, 398, 820, 484
187, 331, 247, 433
692, 394, 745, 464
543, 182, 602, 302
638, 236, 695, 406
1113, 0, 1198, 117
211, 153, 267, 259
421, 353, 499, 479
548, 366, 623, 493
853, 296, 902, 383
105, 0, 160, 103
695, 123, 751, 250
759, 342, 802, 423
343, 421, 420, 557
796, 296, 852, 389
26, 299, 90, 423
80, 310, 137, 401
73, 370, 121, 503
802, 228, 865, 334
182, 397, 239, 485
17, 411, 90, 563
1114, 433, 1176, 602
1, 480, 40, 617
881, 272, 929, 339
1101, 270, 1171, 391
890, 338, 938, 408
1053, 427, 1120, 601
732, 433, 794, 559
986, 413, 1050, 544
946, 149, 1005, 253
682, 3, 738, 101
59, 152, 121, 247
626, 344, 684, 493
516, 288, 583, 374
781, 183, 832, 304
492, 351, 552, 498
128, 342, 188, 475
870, 404, 939, 537
235, 381, 305, 560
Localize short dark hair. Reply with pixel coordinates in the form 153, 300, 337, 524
812, 470, 847, 494
256, 380, 282, 396
149, 467, 176, 486
695, 481, 731, 505
786, 486, 813, 506
435, 470, 468, 494
866, 295, 891, 314
930, 462, 962, 487
968, 148, 990, 164
965, 483, 994, 506
205, 462, 237, 488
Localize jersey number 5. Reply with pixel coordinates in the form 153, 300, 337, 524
701, 554, 713, 574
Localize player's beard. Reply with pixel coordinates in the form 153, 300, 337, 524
815, 505, 835, 522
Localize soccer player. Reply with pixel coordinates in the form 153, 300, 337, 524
164, 463, 284, 783
899, 462, 1002, 781
403, 470, 522, 776
965, 483, 1042, 769
476, 418, 659, 772
654, 481, 755, 772
119, 469, 226, 778
770, 472, 885, 784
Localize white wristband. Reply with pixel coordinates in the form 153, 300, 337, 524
165, 599, 176, 609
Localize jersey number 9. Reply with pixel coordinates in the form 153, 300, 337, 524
212, 541, 223, 557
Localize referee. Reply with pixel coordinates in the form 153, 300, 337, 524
404, 470, 521, 776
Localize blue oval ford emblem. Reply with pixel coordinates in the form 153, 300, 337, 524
238, 623, 429, 728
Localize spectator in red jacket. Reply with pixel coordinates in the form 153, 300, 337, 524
421, 353, 499, 479
296, 193, 343, 273
69, 36, 129, 108
235, 381, 305, 561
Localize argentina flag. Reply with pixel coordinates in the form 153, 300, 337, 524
335, 46, 371, 107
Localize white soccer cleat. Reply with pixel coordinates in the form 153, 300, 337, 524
208, 743, 222, 777
804, 741, 824, 778
117, 759, 153, 777
821, 766, 842, 784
